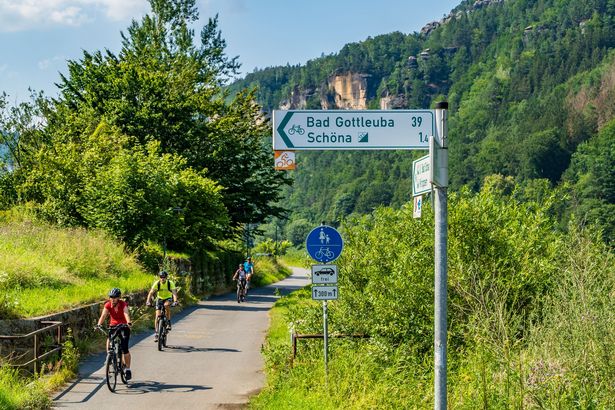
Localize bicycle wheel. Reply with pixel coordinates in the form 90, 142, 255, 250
237, 285, 242, 303
105, 353, 117, 392
162, 327, 168, 348
157, 323, 164, 351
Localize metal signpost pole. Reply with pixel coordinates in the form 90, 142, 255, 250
323, 300, 328, 376
433, 101, 449, 410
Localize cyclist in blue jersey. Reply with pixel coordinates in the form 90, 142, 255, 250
243, 257, 254, 295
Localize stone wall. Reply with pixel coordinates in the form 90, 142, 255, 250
0, 290, 148, 366
1, 250, 239, 364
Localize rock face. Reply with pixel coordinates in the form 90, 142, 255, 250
280, 85, 309, 110
326, 73, 369, 109
380, 94, 407, 110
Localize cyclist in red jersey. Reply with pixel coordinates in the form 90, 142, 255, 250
96, 288, 133, 380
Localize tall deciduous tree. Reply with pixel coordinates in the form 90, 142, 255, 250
53, 0, 289, 229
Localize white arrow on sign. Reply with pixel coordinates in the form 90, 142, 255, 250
312, 285, 339, 300
273, 110, 434, 150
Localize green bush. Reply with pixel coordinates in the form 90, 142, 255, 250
257, 184, 614, 409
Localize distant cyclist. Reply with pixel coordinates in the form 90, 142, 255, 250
243, 257, 254, 295
233, 264, 247, 302
146, 271, 178, 342
96, 288, 133, 380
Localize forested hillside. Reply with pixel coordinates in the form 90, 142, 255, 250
229, 0, 615, 247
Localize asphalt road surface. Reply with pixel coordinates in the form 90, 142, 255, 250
53, 267, 309, 409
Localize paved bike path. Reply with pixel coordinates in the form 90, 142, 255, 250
53, 267, 309, 409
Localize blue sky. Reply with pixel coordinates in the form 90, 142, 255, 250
0, 0, 460, 104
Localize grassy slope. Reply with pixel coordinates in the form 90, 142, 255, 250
0, 219, 151, 318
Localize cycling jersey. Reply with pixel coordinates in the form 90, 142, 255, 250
235, 268, 247, 279
151, 279, 177, 300
104, 300, 129, 326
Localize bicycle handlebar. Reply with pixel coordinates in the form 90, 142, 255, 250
95, 323, 130, 336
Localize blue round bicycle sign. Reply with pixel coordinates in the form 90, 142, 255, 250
305, 225, 344, 263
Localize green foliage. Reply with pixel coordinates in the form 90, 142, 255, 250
257, 187, 614, 408
1, 0, 290, 255
60, 329, 80, 374
285, 218, 313, 246
0, 366, 51, 410
224, 0, 615, 240
565, 117, 615, 245
80, 137, 228, 249
249, 257, 290, 288
253, 238, 292, 256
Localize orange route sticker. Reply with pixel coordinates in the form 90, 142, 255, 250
274, 151, 296, 170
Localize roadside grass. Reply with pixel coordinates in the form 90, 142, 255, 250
0, 366, 51, 409
251, 256, 292, 287
0, 219, 151, 317
278, 249, 310, 268
253, 230, 615, 409
0, 330, 81, 410
251, 288, 434, 409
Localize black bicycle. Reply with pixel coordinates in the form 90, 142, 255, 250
236, 277, 247, 303
152, 303, 177, 351
96, 324, 129, 392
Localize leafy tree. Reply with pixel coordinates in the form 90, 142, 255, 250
565, 118, 615, 245
81, 139, 228, 250
52, 0, 289, 229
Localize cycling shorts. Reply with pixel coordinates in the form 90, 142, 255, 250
110, 325, 131, 354
155, 297, 173, 311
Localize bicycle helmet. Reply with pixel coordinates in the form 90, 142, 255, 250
159, 270, 168, 278
108, 288, 121, 298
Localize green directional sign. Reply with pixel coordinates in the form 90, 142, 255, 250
273, 110, 434, 150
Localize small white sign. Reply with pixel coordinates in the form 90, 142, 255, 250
413, 154, 431, 196
312, 285, 338, 300
413, 195, 423, 218
311, 264, 338, 284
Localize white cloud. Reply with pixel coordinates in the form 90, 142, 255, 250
0, 0, 148, 32
38, 55, 64, 71
93, 0, 148, 21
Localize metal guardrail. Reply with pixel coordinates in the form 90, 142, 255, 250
0, 320, 63, 373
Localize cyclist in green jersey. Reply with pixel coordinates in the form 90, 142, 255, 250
146, 271, 178, 341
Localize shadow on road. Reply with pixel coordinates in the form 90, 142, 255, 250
54, 376, 106, 404
164, 345, 240, 353
54, 378, 211, 405
123, 380, 212, 394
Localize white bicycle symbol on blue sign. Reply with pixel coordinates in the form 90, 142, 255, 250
315, 247, 334, 260
306, 225, 343, 262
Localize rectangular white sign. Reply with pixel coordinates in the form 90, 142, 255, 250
312, 285, 339, 300
311, 264, 338, 284
413, 154, 431, 196
413, 195, 423, 218
273, 110, 434, 150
